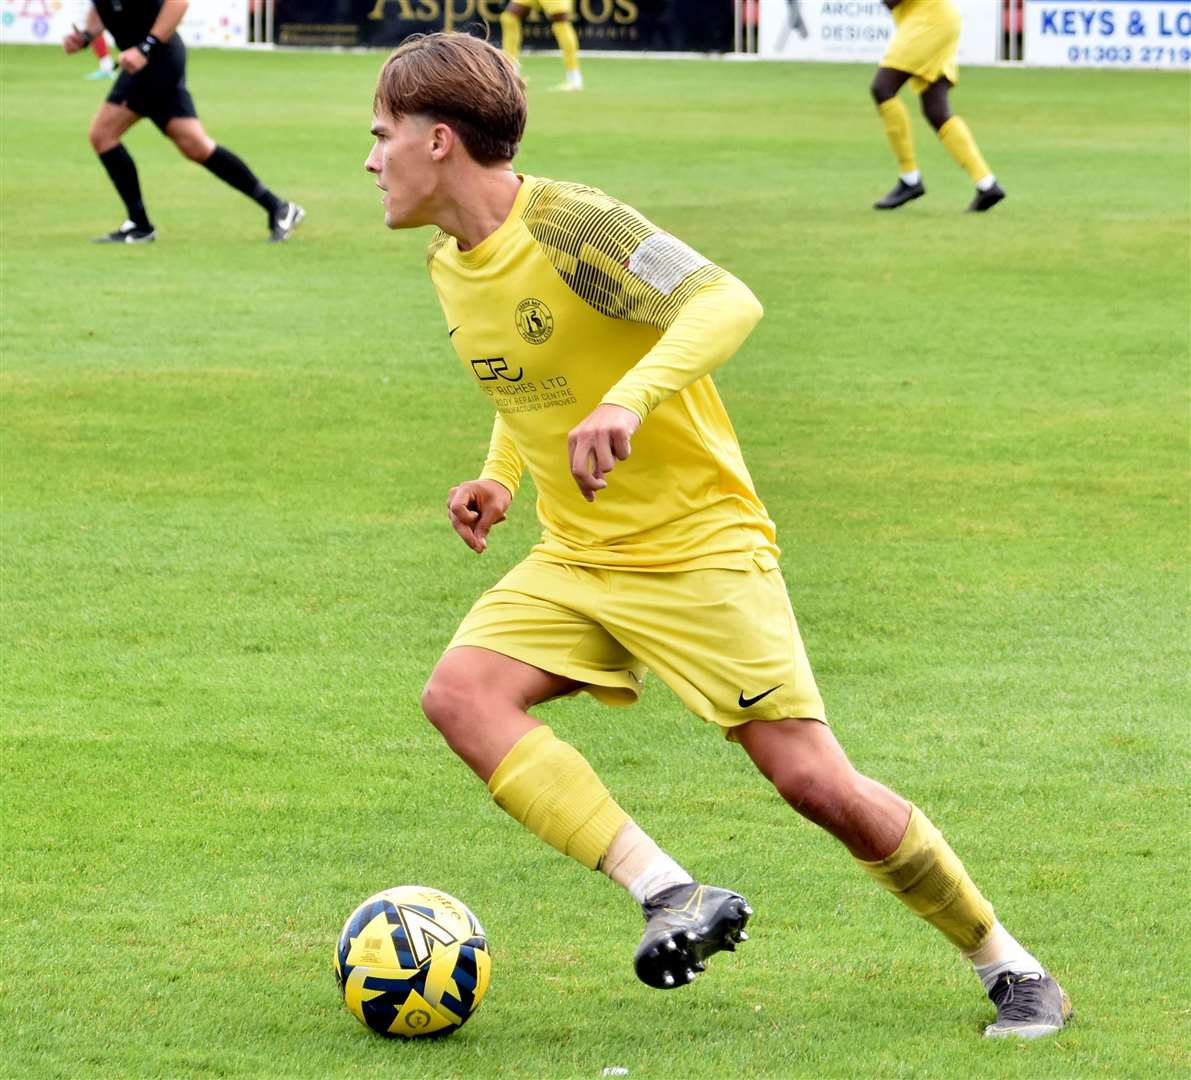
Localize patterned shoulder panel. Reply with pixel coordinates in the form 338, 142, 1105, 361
425, 228, 451, 269
521, 180, 725, 331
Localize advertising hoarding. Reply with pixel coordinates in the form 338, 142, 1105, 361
1024, 0, 1191, 68
757, 0, 999, 66
0, 0, 249, 47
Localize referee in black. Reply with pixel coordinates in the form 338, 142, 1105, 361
64, 1, 304, 244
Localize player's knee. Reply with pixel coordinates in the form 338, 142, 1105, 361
922, 100, 951, 131
177, 135, 213, 162
870, 76, 893, 105
88, 125, 116, 154
420, 667, 478, 743
768, 758, 824, 811
770, 757, 864, 829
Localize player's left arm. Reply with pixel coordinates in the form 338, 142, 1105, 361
600, 271, 763, 421
118, 0, 188, 74
562, 215, 763, 501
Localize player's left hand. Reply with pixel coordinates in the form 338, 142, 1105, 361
119, 47, 148, 74
567, 403, 641, 502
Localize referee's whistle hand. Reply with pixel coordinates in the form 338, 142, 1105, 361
447, 479, 511, 554
567, 404, 640, 503
119, 48, 148, 74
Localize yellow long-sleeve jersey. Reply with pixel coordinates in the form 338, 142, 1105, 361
427, 175, 777, 571
892, 0, 960, 25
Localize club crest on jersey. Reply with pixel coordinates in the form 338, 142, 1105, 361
515, 298, 554, 345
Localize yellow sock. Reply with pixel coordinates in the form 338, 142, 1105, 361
551, 19, 580, 73
938, 116, 992, 184
487, 726, 628, 870
877, 97, 917, 175
500, 11, 522, 63
855, 805, 995, 951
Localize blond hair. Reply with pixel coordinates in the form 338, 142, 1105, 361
373, 32, 527, 165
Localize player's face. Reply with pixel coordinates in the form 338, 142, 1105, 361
365, 113, 440, 230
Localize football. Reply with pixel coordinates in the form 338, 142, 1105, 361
334, 885, 491, 1039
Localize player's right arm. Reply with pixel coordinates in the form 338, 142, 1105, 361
63, 5, 103, 52
447, 415, 522, 553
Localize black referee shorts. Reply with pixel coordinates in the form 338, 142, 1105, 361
106, 36, 198, 132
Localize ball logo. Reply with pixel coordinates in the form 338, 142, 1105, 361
396, 905, 458, 966
516, 298, 554, 345
406, 1009, 432, 1030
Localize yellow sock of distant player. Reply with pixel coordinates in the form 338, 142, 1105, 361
855, 805, 995, 951
551, 19, 580, 73
938, 116, 991, 184
500, 11, 523, 63
487, 725, 628, 870
877, 97, 917, 175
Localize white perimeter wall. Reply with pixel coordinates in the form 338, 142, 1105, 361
1, 1, 248, 47
757, 0, 999, 65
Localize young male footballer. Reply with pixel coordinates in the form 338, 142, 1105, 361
870, 0, 1005, 212
366, 32, 1068, 1038
63, 0, 303, 243
500, 0, 583, 91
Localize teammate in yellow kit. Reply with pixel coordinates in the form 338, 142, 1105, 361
501, 0, 582, 91
871, 0, 1005, 211
364, 32, 1069, 1036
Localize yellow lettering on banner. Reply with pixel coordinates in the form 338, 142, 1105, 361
370, 0, 447, 20
615, 0, 637, 25
579, 0, 612, 23
369, 0, 529, 29
369, 0, 419, 18
445, 0, 476, 32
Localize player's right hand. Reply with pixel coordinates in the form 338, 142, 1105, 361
63, 32, 87, 53
447, 479, 512, 554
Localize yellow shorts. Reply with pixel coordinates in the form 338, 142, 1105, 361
515, 0, 573, 16
881, 0, 961, 94
448, 551, 826, 738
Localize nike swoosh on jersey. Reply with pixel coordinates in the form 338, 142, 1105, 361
738, 685, 783, 709
448, 325, 461, 337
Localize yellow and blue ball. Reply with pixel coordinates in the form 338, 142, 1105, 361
334, 885, 491, 1038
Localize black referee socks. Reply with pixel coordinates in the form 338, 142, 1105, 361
97, 145, 151, 230
202, 145, 283, 216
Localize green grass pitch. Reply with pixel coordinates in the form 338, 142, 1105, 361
1, 42, 1188, 1079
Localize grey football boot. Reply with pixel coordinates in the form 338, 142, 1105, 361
984, 972, 1072, 1038
634, 883, 752, 989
